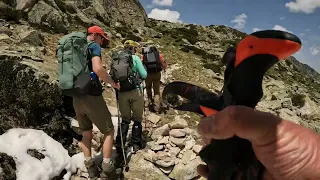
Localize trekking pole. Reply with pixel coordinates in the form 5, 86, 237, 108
113, 88, 129, 172
142, 81, 147, 130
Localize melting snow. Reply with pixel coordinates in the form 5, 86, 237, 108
0, 114, 122, 179
0, 128, 83, 180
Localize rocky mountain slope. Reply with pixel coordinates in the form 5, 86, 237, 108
0, 0, 320, 180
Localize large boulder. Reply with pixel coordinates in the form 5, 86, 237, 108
2, 0, 148, 34
28, 1, 69, 33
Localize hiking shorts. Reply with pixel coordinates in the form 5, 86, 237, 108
73, 95, 114, 134
118, 89, 144, 123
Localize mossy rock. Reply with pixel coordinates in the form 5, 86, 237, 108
0, 56, 77, 156
0, 153, 16, 180
180, 47, 190, 53
203, 63, 221, 73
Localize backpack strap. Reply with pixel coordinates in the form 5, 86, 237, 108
77, 41, 95, 76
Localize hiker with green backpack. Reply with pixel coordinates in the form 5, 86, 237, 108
109, 40, 148, 168
57, 25, 120, 180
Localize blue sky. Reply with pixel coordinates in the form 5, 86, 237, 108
139, 0, 320, 72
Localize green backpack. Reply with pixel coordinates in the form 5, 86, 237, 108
57, 32, 94, 97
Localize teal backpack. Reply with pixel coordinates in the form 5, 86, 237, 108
57, 32, 94, 97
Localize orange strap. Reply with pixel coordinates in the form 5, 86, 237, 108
200, 106, 218, 117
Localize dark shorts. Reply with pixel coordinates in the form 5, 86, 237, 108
73, 95, 114, 134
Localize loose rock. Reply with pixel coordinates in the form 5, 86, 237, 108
169, 129, 186, 138
151, 144, 164, 151
169, 156, 203, 180
169, 116, 188, 129
152, 124, 170, 141
148, 113, 162, 124
156, 136, 169, 145
155, 158, 175, 168
170, 137, 186, 147
169, 147, 181, 157
193, 145, 203, 154
185, 137, 196, 150
158, 166, 174, 175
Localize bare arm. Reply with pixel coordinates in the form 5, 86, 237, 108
92, 56, 115, 86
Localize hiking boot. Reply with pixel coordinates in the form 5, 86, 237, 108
84, 159, 99, 180
130, 122, 146, 153
100, 160, 118, 180
132, 144, 141, 154
131, 122, 142, 144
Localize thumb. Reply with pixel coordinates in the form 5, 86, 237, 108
197, 106, 282, 145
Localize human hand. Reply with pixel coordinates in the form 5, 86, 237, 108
112, 82, 120, 90
197, 106, 320, 180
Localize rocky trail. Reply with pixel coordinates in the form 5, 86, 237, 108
1, 0, 320, 180
69, 103, 205, 180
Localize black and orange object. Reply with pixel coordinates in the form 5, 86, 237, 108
162, 30, 302, 180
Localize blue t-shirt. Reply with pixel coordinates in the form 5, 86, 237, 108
87, 42, 101, 71
87, 42, 103, 96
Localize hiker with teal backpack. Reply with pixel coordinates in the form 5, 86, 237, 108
109, 40, 147, 169
57, 25, 120, 180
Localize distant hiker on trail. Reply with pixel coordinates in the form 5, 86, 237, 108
109, 40, 147, 167
141, 45, 167, 113
57, 25, 120, 180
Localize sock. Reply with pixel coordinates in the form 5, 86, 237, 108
103, 158, 111, 164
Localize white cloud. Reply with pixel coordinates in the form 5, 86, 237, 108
148, 8, 182, 23
252, 28, 262, 32
280, 17, 285, 20
152, 0, 173, 6
310, 46, 320, 56
285, 0, 320, 14
272, 25, 293, 33
231, 13, 248, 29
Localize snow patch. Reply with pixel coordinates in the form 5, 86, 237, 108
0, 128, 81, 180
71, 153, 87, 172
